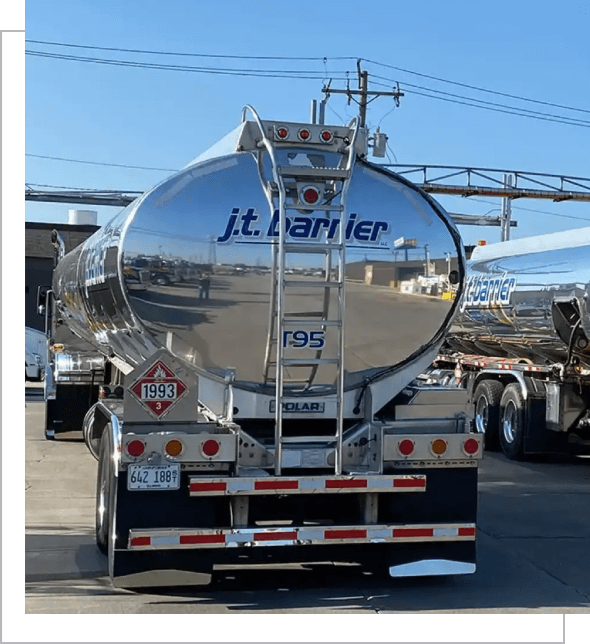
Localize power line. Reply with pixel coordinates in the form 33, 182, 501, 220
26, 50, 353, 80
363, 58, 590, 116
371, 79, 590, 128
371, 75, 590, 126
27, 47, 589, 128
26, 153, 178, 172
23, 39, 590, 119
25, 39, 357, 62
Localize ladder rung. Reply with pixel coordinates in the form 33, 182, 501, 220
282, 358, 339, 366
283, 318, 341, 327
284, 280, 341, 289
285, 311, 327, 317
284, 242, 344, 253
278, 166, 349, 180
265, 381, 317, 385
280, 436, 336, 444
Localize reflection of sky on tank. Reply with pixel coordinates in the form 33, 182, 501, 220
120, 150, 458, 267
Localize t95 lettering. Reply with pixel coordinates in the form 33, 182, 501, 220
283, 330, 325, 349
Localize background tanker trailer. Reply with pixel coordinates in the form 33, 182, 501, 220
431, 227, 590, 460
42, 107, 482, 587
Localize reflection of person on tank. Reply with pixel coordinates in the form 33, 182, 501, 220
199, 273, 211, 300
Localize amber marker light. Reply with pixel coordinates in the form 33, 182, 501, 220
431, 439, 448, 455
165, 439, 183, 457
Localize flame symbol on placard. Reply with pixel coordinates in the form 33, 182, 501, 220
152, 365, 167, 380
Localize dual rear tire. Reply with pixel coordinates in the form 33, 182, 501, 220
473, 380, 525, 460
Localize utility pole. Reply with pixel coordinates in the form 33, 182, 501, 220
322, 61, 403, 128
500, 173, 513, 241
358, 60, 369, 127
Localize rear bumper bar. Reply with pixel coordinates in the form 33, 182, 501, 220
128, 523, 476, 551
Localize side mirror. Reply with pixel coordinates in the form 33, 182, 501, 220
37, 286, 50, 316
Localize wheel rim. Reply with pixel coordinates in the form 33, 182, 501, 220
475, 396, 488, 434
503, 401, 517, 444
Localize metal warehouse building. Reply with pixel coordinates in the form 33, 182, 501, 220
25, 222, 100, 331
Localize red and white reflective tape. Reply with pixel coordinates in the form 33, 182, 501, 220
128, 523, 476, 550
189, 475, 426, 496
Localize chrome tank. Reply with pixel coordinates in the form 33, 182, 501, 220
446, 227, 590, 367
52, 117, 464, 410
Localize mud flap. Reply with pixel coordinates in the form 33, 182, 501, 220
110, 549, 213, 588
384, 541, 476, 578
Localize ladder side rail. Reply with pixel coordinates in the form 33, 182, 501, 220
335, 117, 360, 475
241, 105, 287, 475
262, 242, 279, 383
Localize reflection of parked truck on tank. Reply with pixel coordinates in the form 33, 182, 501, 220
25, 326, 47, 381
130, 256, 180, 286
41, 107, 482, 588
428, 228, 590, 460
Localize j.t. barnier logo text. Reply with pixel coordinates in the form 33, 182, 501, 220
217, 208, 390, 245
461, 273, 517, 310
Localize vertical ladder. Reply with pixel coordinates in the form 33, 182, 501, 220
243, 107, 359, 476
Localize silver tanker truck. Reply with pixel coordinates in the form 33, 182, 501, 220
432, 227, 590, 460
41, 107, 482, 588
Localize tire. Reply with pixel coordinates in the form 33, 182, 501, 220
473, 380, 504, 450
96, 425, 116, 555
499, 383, 526, 460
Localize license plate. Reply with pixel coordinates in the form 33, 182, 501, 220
128, 464, 181, 490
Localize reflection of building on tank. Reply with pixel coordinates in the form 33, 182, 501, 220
348, 255, 460, 297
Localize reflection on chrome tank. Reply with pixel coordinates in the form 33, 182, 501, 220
446, 229, 590, 368
52, 120, 464, 400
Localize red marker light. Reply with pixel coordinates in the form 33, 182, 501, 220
398, 439, 415, 456
463, 438, 480, 455
301, 186, 320, 204
276, 126, 289, 140
298, 128, 311, 141
127, 439, 145, 457
202, 439, 220, 457
320, 129, 333, 143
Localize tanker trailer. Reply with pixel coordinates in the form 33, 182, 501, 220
433, 227, 590, 460
46, 107, 482, 587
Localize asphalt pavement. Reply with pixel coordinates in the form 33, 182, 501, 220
24, 395, 590, 614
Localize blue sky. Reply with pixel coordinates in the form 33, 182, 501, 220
25, 0, 590, 246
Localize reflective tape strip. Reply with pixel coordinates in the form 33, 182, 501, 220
189, 481, 227, 493
325, 529, 367, 540
128, 523, 476, 550
254, 530, 297, 541
188, 475, 426, 496
254, 480, 298, 491
179, 534, 225, 545
458, 527, 476, 537
393, 477, 426, 489
325, 479, 367, 489
393, 528, 434, 538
